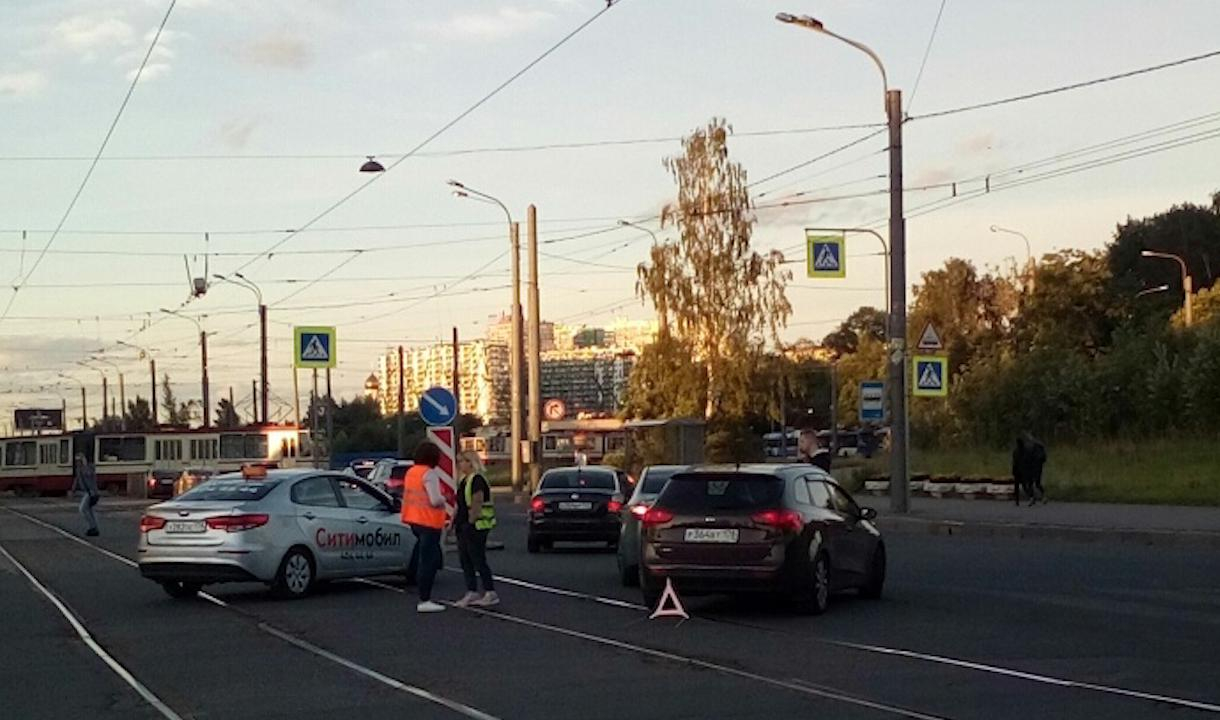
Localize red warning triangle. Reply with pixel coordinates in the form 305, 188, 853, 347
649, 578, 690, 621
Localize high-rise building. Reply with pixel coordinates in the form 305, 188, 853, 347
376, 341, 510, 422
539, 349, 636, 417
486, 311, 556, 352
605, 318, 659, 352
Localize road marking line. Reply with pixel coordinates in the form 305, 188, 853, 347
354, 579, 947, 719
3, 508, 502, 720
448, 568, 1220, 715
0, 541, 185, 720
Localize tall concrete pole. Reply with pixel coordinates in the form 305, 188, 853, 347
397, 345, 406, 458
150, 358, 157, 426
886, 88, 909, 514
259, 303, 269, 425
201, 330, 211, 428
527, 205, 542, 492
510, 222, 524, 491
252, 379, 258, 423
101, 375, 109, 422
452, 326, 461, 414
117, 373, 126, 429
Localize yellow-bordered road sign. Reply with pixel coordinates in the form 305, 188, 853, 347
294, 326, 336, 369
806, 231, 846, 279
912, 355, 948, 397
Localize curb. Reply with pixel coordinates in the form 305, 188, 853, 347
875, 516, 1220, 549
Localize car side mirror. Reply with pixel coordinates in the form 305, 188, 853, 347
859, 506, 877, 521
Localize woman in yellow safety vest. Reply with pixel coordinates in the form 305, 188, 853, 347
453, 450, 499, 608
401, 442, 448, 613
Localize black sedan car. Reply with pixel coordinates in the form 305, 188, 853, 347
617, 465, 688, 586
527, 466, 629, 553
638, 464, 885, 614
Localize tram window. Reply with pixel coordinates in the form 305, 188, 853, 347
220, 434, 245, 459
39, 444, 55, 465
6, 441, 36, 466
59, 439, 70, 465
544, 436, 558, 451
244, 434, 268, 459
488, 436, 506, 453
605, 435, 626, 452
98, 437, 146, 462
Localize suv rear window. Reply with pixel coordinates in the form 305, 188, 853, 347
641, 467, 684, 495
389, 465, 410, 480
657, 474, 784, 512
175, 479, 278, 502
540, 469, 615, 491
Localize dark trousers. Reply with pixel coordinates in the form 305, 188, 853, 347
457, 525, 495, 593
409, 525, 443, 602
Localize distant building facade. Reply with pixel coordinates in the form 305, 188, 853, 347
376, 341, 510, 423
539, 349, 636, 417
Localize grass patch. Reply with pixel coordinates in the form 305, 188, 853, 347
859, 438, 1220, 506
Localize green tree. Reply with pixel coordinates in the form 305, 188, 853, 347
821, 306, 886, 358
637, 117, 792, 419
1016, 250, 1123, 354
623, 334, 707, 419
833, 337, 887, 425
159, 374, 192, 427
909, 258, 1016, 374
125, 397, 155, 431
214, 398, 241, 429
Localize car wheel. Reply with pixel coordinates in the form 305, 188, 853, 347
797, 552, 831, 615
860, 544, 886, 600
618, 554, 639, 587
273, 547, 315, 599
527, 533, 540, 554
160, 580, 202, 599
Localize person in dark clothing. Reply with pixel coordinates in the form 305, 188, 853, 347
72, 453, 100, 536
453, 451, 498, 608
1012, 432, 1048, 506
797, 429, 832, 473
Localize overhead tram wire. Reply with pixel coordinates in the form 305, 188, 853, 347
237, 0, 625, 283
906, 0, 948, 110
0, 0, 177, 327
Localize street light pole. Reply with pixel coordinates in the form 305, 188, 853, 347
161, 308, 210, 427
801, 226, 890, 317
990, 225, 1034, 290
618, 220, 669, 335
1141, 250, 1193, 326
91, 356, 125, 429
118, 340, 156, 425
449, 180, 526, 492
777, 12, 909, 512
214, 273, 267, 424
77, 361, 107, 423
58, 373, 86, 429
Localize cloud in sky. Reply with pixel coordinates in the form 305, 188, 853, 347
217, 118, 258, 149
53, 15, 135, 58
236, 33, 313, 69
0, 71, 47, 98
422, 6, 554, 42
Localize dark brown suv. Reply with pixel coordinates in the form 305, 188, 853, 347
638, 464, 885, 614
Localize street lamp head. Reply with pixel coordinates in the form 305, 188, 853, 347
989, 225, 1000, 232
617, 220, 631, 227
452, 190, 469, 199
359, 156, 385, 173
446, 179, 466, 189
1140, 250, 1155, 258
775, 12, 797, 23
799, 15, 824, 29
212, 273, 226, 280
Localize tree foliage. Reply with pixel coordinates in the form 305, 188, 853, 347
637, 118, 792, 419
159, 374, 192, 427
215, 398, 241, 429
126, 397, 155, 431
822, 306, 886, 358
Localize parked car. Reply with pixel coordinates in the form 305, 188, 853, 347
617, 465, 688, 586
527, 466, 629, 553
366, 459, 412, 499
173, 468, 217, 497
638, 464, 885, 614
145, 470, 180, 500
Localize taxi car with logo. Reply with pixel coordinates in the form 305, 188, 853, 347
137, 467, 411, 599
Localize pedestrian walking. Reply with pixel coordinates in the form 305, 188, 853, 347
72, 453, 100, 537
400, 442, 448, 613
453, 451, 499, 608
797, 429, 832, 473
1012, 432, 1048, 506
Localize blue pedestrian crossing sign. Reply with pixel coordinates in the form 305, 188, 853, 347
806, 231, 845, 278
912, 355, 949, 397
419, 386, 458, 427
294, 326, 336, 369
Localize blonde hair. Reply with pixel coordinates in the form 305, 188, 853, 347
458, 450, 484, 475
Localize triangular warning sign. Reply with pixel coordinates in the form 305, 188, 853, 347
918, 362, 943, 389
814, 244, 840, 271
649, 578, 690, 621
301, 335, 329, 361
917, 323, 943, 351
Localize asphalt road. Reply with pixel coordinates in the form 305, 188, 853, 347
1, 497, 1218, 720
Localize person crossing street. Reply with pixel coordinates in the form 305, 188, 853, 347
72, 453, 100, 537
453, 451, 499, 608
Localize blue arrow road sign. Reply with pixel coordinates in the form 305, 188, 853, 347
419, 386, 458, 426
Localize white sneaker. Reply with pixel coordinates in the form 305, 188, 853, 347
416, 601, 446, 613
471, 591, 500, 608
454, 592, 480, 608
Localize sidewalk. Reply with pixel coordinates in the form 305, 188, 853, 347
871, 496, 1220, 547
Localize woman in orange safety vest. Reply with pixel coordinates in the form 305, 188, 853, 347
401, 441, 448, 613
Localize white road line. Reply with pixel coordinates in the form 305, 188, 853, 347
445, 568, 1220, 715
2, 508, 502, 720
354, 578, 948, 719
0, 542, 184, 720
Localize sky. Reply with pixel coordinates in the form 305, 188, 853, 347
1, 0, 1219, 424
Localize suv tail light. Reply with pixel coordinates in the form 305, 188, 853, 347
641, 507, 674, 526
751, 509, 804, 533
139, 515, 166, 533
606, 500, 623, 514
205, 514, 270, 532
630, 503, 650, 518
530, 498, 546, 512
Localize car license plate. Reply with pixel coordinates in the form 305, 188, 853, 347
558, 501, 592, 511
684, 528, 739, 543
165, 520, 206, 534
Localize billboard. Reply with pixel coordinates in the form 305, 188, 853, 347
14, 408, 65, 431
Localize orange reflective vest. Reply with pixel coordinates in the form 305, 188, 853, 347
401, 465, 447, 529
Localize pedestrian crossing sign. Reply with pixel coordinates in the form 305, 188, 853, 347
294, 326, 337, 369
912, 355, 948, 397
806, 231, 845, 279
